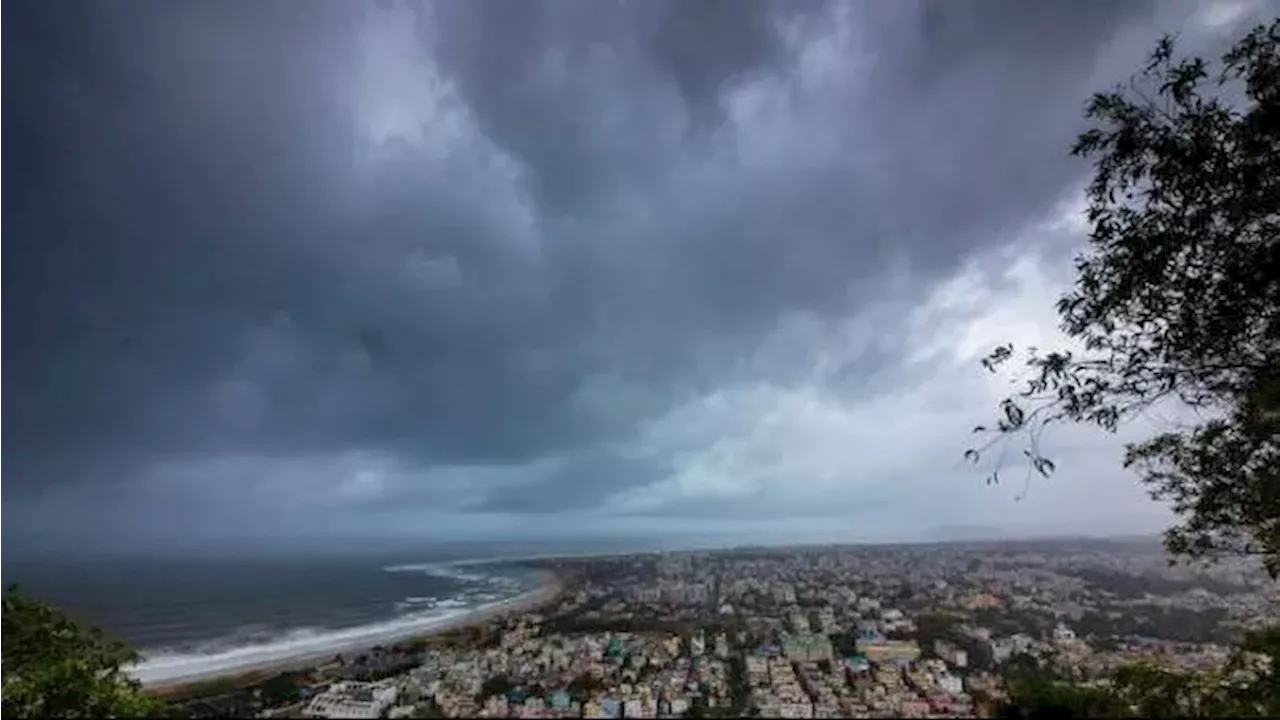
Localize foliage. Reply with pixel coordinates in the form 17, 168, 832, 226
999, 677, 1128, 719
2, 585, 164, 718
259, 671, 303, 706
1225, 623, 1280, 716
566, 672, 608, 700
479, 674, 516, 700
999, 623, 1280, 718
1003, 651, 1063, 684
1075, 604, 1229, 645
968, 19, 1280, 576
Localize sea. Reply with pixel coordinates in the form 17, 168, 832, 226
3, 546, 568, 686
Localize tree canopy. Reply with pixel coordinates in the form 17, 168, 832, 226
2, 585, 162, 718
969, 19, 1280, 577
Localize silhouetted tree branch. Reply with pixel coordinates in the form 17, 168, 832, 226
967, 20, 1280, 577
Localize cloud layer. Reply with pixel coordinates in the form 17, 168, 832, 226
6, 0, 1271, 555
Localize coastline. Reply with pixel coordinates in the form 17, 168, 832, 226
143, 569, 563, 697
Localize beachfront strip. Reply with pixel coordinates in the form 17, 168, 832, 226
168, 539, 1273, 719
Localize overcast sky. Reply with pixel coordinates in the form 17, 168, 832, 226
5, 0, 1274, 557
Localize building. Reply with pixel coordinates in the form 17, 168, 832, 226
690, 632, 706, 657
991, 633, 1035, 664
303, 681, 398, 719
788, 611, 811, 633
857, 639, 921, 666
607, 635, 626, 658
934, 639, 968, 668
937, 673, 964, 695
962, 593, 1002, 610
781, 633, 833, 663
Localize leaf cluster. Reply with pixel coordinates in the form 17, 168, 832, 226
2, 585, 163, 719
969, 19, 1280, 576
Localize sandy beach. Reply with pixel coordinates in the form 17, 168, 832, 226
143, 570, 563, 695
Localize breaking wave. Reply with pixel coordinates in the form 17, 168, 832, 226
381, 562, 490, 583
129, 563, 543, 686
128, 605, 474, 685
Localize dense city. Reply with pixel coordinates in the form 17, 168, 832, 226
168, 538, 1276, 719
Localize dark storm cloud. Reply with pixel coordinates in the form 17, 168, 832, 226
4, 0, 799, 487
3, 0, 1251, 549
4, 0, 583, 481
426, 0, 793, 214
5, 1, 367, 484
839, 0, 1161, 274
643, 0, 796, 119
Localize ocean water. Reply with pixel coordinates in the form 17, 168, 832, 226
4, 550, 548, 684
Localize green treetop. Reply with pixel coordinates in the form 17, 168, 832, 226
3, 585, 163, 718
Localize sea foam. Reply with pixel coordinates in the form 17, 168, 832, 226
127, 605, 472, 685
128, 561, 540, 686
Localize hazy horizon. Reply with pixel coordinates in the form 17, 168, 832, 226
7, 521, 1165, 565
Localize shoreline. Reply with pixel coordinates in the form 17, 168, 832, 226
143, 570, 563, 697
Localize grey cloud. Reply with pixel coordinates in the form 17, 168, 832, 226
643, 0, 796, 119
425, 0, 794, 213
4, 0, 1257, 551
465, 447, 668, 515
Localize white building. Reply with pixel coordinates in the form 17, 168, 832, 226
934, 639, 969, 668
304, 681, 398, 719
937, 674, 964, 695
690, 633, 706, 657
